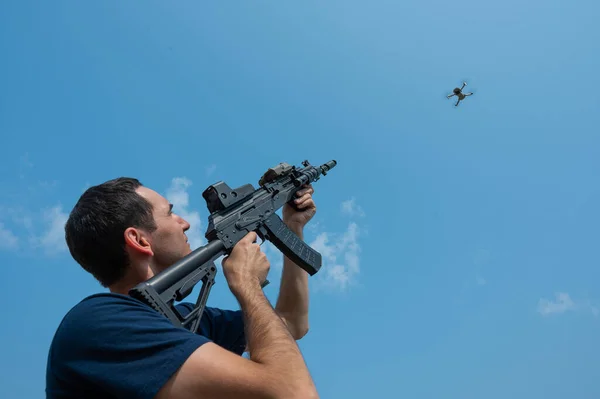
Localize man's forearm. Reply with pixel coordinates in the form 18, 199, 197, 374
236, 285, 315, 390
275, 225, 310, 339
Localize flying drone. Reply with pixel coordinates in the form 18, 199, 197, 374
446, 81, 474, 107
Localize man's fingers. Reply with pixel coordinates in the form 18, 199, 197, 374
295, 185, 315, 197
295, 190, 314, 201
244, 231, 258, 243
295, 196, 315, 209
294, 192, 312, 204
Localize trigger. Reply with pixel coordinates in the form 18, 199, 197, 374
257, 226, 270, 245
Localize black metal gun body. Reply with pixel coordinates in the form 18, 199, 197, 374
129, 160, 337, 332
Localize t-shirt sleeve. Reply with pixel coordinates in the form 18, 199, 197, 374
49, 294, 210, 399
177, 303, 246, 355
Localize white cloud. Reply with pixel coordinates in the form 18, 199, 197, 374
0, 204, 68, 256
310, 222, 361, 291
35, 205, 69, 254
304, 197, 367, 291
165, 177, 206, 250
340, 197, 365, 217
0, 223, 19, 250
537, 292, 599, 317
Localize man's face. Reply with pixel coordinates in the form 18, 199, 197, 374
136, 186, 192, 272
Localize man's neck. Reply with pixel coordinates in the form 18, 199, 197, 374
109, 279, 138, 296
109, 262, 156, 295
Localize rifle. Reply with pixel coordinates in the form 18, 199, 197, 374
129, 159, 337, 333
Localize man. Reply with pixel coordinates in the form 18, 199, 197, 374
45, 177, 320, 399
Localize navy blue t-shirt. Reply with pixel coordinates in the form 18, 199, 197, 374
45, 293, 246, 399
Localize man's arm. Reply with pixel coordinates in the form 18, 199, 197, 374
273, 184, 316, 340
156, 281, 318, 399
241, 225, 309, 348
237, 185, 314, 350
274, 224, 310, 339
240, 225, 309, 351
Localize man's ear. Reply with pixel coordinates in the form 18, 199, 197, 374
124, 227, 154, 256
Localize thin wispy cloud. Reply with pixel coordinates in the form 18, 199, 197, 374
35, 205, 69, 255
205, 164, 217, 177
0, 222, 19, 250
537, 292, 599, 317
538, 292, 575, 315
340, 197, 365, 218
0, 204, 68, 256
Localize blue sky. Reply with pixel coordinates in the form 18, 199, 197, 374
1, 0, 599, 397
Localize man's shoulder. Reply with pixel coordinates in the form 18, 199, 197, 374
72, 291, 150, 310
68, 292, 202, 314
50, 293, 169, 347
49, 292, 213, 351
55, 293, 238, 336
58, 292, 151, 324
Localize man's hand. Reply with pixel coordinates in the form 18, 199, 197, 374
282, 184, 316, 230
221, 232, 270, 298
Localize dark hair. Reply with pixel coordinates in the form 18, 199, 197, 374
65, 177, 157, 287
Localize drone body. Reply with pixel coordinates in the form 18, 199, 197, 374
447, 81, 474, 106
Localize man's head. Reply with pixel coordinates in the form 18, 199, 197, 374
65, 177, 192, 289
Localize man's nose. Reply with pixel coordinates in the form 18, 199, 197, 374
178, 215, 191, 231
